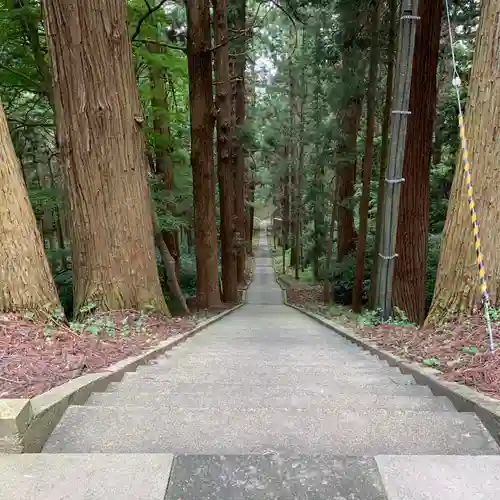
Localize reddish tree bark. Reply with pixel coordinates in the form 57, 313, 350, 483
352, 1, 380, 312
336, 98, 362, 262
233, 0, 247, 284
393, 0, 442, 325
186, 0, 221, 309
213, 0, 238, 303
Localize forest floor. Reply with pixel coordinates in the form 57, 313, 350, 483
0, 264, 255, 400
0, 310, 209, 400
268, 240, 500, 400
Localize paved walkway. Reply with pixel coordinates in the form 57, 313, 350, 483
1, 225, 500, 499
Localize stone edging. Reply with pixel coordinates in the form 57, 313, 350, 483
281, 292, 500, 446
0, 297, 246, 454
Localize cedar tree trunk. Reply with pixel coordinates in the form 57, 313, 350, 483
186, 0, 222, 308
426, 0, 500, 324
43, 0, 168, 314
393, 0, 441, 325
213, 0, 238, 303
0, 99, 60, 314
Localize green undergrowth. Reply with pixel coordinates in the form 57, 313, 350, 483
23, 302, 161, 339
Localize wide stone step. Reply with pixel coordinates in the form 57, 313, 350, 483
42, 406, 498, 455
163, 347, 385, 364
137, 360, 396, 375
86, 390, 456, 412
139, 354, 400, 370
122, 369, 418, 386
134, 364, 414, 383
102, 380, 436, 397
7, 453, 500, 500
0, 453, 174, 500
164, 338, 377, 352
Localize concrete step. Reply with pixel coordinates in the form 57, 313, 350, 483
121, 369, 419, 386
145, 353, 390, 370
6, 453, 500, 500
86, 390, 456, 412
136, 362, 398, 376
0, 453, 174, 500
160, 348, 386, 365
101, 380, 436, 397
42, 405, 499, 455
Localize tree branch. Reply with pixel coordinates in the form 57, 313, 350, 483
134, 38, 187, 53
132, 0, 170, 41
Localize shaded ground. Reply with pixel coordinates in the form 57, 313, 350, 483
284, 281, 500, 400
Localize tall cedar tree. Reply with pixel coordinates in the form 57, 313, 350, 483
426, 0, 500, 324
288, 44, 298, 268
352, 0, 380, 312
0, 99, 61, 314
334, 2, 369, 262
186, 0, 222, 308
393, 0, 442, 325
233, 0, 247, 283
213, 0, 238, 303
43, 0, 168, 314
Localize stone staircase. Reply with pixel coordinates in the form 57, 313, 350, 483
1, 225, 499, 499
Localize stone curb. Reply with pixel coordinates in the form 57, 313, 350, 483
285, 299, 500, 445
0, 298, 245, 454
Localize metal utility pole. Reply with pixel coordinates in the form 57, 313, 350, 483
375, 0, 420, 320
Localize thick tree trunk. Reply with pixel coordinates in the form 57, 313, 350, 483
233, 0, 247, 284
148, 42, 181, 282
352, 1, 380, 312
336, 98, 362, 262
369, 0, 397, 307
426, 0, 500, 324
43, 0, 168, 314
393, 0, 441, 325
186, 0, 222, 309
0, 99, 60, 314
213, 0, 238, 304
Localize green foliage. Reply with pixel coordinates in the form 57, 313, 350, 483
422, 357, 440, 367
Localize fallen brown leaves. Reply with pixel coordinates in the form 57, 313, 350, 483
286, 282, 500, 400
0, 311, 198, 399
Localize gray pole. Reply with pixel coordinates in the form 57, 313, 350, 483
376, 0, 420, 320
